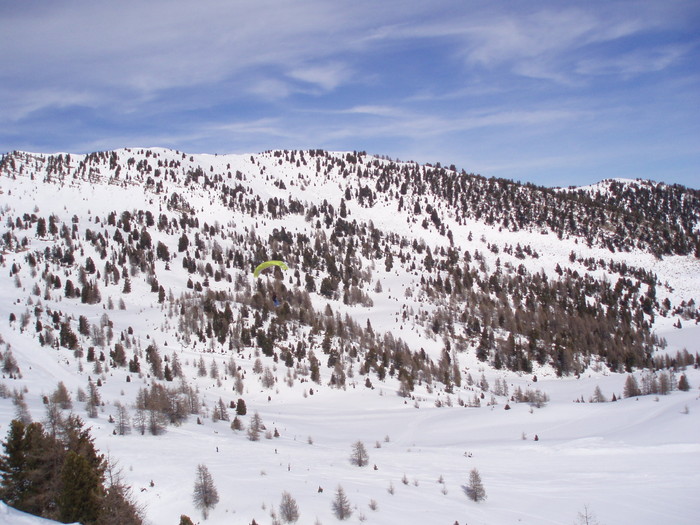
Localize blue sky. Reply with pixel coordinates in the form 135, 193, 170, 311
1, 0, 698, 188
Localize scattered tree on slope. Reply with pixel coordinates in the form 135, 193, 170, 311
466, 468, 487, 502
192, 464, 219, 520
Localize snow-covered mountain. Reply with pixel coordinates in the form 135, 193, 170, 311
0, 148, 698, 525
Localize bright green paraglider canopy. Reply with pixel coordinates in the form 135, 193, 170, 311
253, 260, 288, 278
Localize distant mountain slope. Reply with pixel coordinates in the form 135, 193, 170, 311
0, 147, 697, 377
559, 177, 700, 257
2, 149, 698, 258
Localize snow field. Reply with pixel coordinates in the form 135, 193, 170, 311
0, 149, 698, 524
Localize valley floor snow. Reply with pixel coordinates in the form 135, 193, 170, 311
0, 332, 698, 525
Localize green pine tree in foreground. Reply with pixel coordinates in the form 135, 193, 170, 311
0, 417, 142, 524
59, 451, 103, 523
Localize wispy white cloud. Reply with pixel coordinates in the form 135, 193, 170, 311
453, 7, 663, 85
0, 87, 103, 122
339, 105, 584, 137
460, 10, 599, 67
341, 105, 408, 118
212, 118, 292, 139
363, 3, 687, 85
574, 44, 693, 77
287, 63, 353, 92
0, 0, 372, 110
246, 78, 295, 101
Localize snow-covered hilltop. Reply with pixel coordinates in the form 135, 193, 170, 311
0, 148, 698, 525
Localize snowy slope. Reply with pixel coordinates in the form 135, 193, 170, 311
0, 148, 698, 525
0, 502, 76, 525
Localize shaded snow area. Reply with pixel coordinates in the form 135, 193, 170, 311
0, 148, 698, 525
0, 502, 77, 525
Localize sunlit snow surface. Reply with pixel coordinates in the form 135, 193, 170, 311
0, 149, 698, 524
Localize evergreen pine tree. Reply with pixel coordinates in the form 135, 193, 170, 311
350, 440, 369, 467
677, 373, 691, 391
591, 385, 606, 403
247, 412, 263, 441
575, 504, 600, 525
331, 485, 352, 520
86, 379, 101, 418
59, 451, 103, 524
0, 420, 31, 508
192, 464, 219, 519
114, 402, 131, 436
100, 479, 143, 525
658, 371, 671, 395
279, 491, 300, 523
213, 398, 229, 422
623, 374, 641, 398
36, 217, 47, 237
0, 420, 62, 515
51, 381, 73, 409
466, 468, 487, 502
